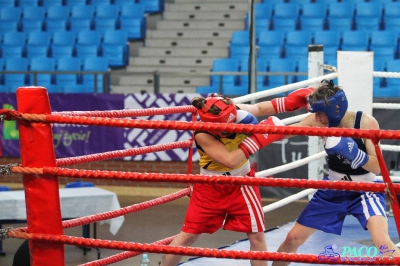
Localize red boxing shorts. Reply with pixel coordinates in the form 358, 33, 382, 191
182, 171, 265, 234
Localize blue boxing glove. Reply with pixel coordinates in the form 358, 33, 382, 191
236, 110, 258, 125
325, 136, 369, 169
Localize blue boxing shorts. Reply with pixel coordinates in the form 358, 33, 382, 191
297, 180, 387, 235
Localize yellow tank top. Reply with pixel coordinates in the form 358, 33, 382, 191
196, 132, 248, 172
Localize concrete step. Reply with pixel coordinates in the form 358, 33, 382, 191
165, 2, 249, 12
138, 47, 228, 57
147, 29, 236, 39
163, 11, 245, 21
129, 57, 215, 67
118, 74, 209, 86
156, 20, 244, 30
145, 38, 230, 48
110, 85, 198, 94
126, 65, 212, 73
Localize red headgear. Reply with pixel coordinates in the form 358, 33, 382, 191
198, 96, 237, 124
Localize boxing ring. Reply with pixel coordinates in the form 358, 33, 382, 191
1, 50, 400, 265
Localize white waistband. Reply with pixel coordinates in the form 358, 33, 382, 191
328, 169, 377, 182
200, 160, 250, 176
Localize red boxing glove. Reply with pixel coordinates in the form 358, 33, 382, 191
239, 116, 285, 158
271, 87, 315, 113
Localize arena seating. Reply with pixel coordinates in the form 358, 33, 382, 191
0, 0, 399, 97
196, 0, 400, 98
0, 0, 153, 93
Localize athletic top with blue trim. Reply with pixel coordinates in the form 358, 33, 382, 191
195, 131, 248, 172
327, 111, 369, 176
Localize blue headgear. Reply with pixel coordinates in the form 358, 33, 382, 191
307, 89, 348, 127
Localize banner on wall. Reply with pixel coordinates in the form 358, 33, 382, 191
0, 93, 200, 161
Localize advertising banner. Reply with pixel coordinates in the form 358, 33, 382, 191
0, 92, 200, 161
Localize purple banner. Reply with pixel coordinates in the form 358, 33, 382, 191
0, 92, 200, 162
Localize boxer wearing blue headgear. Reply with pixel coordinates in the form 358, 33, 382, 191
233, 80, 400, 265
307, 80, 348, 127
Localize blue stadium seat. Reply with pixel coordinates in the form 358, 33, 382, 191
17, 0, 39, 6
1, 46, 25, 58
271, 3, 300, 31
369, 31, 398, 61
119, 3, 146, 40
229, 46, 250, 69
68, 18, 94, 31
382, 2, 400, 25
94, 17, 117, 31
340, 31, 369, 51
385, 60, 400, 92
299, 17, 326, 31
56, 57, 82, 92
29, 57, 56, 89
354, 2, 383, 31
0, 20, 20, 33
0, 6, 22, 21
2, 31, 27, 47
326, 2, 355, 31
114, 0, 135, 6
257, 30, 285, 59
295, 58, 308, 82
383, 17, 400, 31
95, 3, 120, 18
245, 3, 272, 30
65, 0, 88, 5
82, 57, 109, 93
77, 30, 103, 45
22, 6, 45, 20
140, 0, 165, 14
49, 45, 74, 59
301, 2, 328, 19
25, 46, 49, 59
326, 17, 354, 31
230, 30, 250, 48
210, 58, 240, 89
20, 19, 44, 32
265, 58, 297, 90
119, 17, 145, 41
313, 31, 341, 60
27, 31, 51, 47
239, 58, 269, 92
44, 19, 67, 33
44, 6, 70, 32
93, 4, 119, 31
68, 5, 95, 31
327, 2, 355, 18
4, 58, 29, 91
0, 0, 16, 7
89, 0, 111, 5
75, 45, 100, 58
41, 0, 64, 7
46, 6, 70, 20
284, 31, 313, 60
300, 2, 328, 31
101, 30, 129, 68
373, 59, 385, 90
52, 31, 77, 46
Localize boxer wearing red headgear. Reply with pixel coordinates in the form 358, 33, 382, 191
161, 94, 270, 266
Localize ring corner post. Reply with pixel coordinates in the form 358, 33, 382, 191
307, 44, 324, 201
16, 86, 64, 266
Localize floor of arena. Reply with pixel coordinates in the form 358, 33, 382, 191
0, 192, 398, 266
